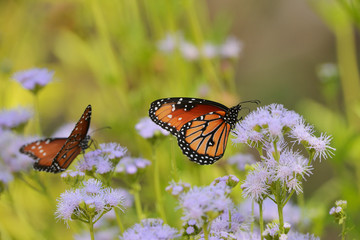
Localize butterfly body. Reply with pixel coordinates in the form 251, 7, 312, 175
149, 97, 256, 165
20, 105, 91, 173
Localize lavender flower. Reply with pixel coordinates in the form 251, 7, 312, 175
241, 163, 270, 201
135, 117, 169, 139
0, 107, 33, 129
74, 227, 118, 240
211, 206, 249, 233
76, 143, 126, 174
211, 175, 239, 189
287, 232, 320, 240
61, 170, 85, 186
166, 180, 191, 197
263, 222, 291, 238
0, 131, 35, 172
56, 179, 125, 223
227, 153, 256, 171
219, 36, 243, 59
99, 142, 127, 160
179, 184, 232, 226
317, 63, 338, 80
157, 32, 243, 60
120, 218, 179, 240
329, 199, 347, 225
179, 41, 199, 61
202, 43, 219, 58
12, 68, 54, 93
115, 156, 151, 175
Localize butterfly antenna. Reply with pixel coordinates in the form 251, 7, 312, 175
239, 99, 261, 105
89, 126, 112, 135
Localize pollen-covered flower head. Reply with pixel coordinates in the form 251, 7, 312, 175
12, 68, 54, 93
120, 218, 180, 240
0, 107, 33, 130
135, 117, 169, 139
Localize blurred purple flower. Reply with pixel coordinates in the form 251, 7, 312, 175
115, 156, 151, 175
99, 142, 127, 159
56, 179, 125, 222
180, 41, 199, 60
12, 68, 54, 93
219, 36, 243, 59
211, 175, 239, 189
202, 43, 218, 58
227, 153, 256, 171
0, 131, 36, 172
165, 180, 191, 196
211, 206, 249, 233
120, 218, 179, 240
179, 184, 232, 226
74, 227, 118, 240
157, 32, 183, 53
0, 107, 33, 129
287, 232, 320, 240
135, 117, 169, 139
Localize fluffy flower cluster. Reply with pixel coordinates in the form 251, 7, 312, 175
329, 200, 347, 225
241, 148, 313, 201
179, 183, 233, 226
0, 107, 33, 130
12, 68, 54, 93
135, 117, 169, 139
115, 156, 151, 175
56, 179, 125, 222
120, 218, 179, 240
233, 104, 334, 161
157, 32, 243, 60
76, 142, 127, 174
165, 180, 191, 197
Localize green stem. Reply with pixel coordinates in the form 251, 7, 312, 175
33, 94, 42, 135
276, 191, 285, 234
114, 208, 125, 234
184, 0, 222, 91
203, 221, 210, 240
250, 200, 254, 232
152, 148, 167, 223
334, 18, 360, 130
89, 215, 95, 240
341, 217, 346, 240
131, 182, 145, 221
258, 200, 264, 240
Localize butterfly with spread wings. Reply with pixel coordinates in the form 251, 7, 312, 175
20, 105, 92, 173
149, 97, 259, 165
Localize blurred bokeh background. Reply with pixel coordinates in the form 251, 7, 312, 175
1, 0, 360, 239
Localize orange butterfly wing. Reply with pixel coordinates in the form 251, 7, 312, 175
149, 98, 240, 165
19, 105, 92, 173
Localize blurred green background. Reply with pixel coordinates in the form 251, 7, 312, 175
1, 0, 360, 239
